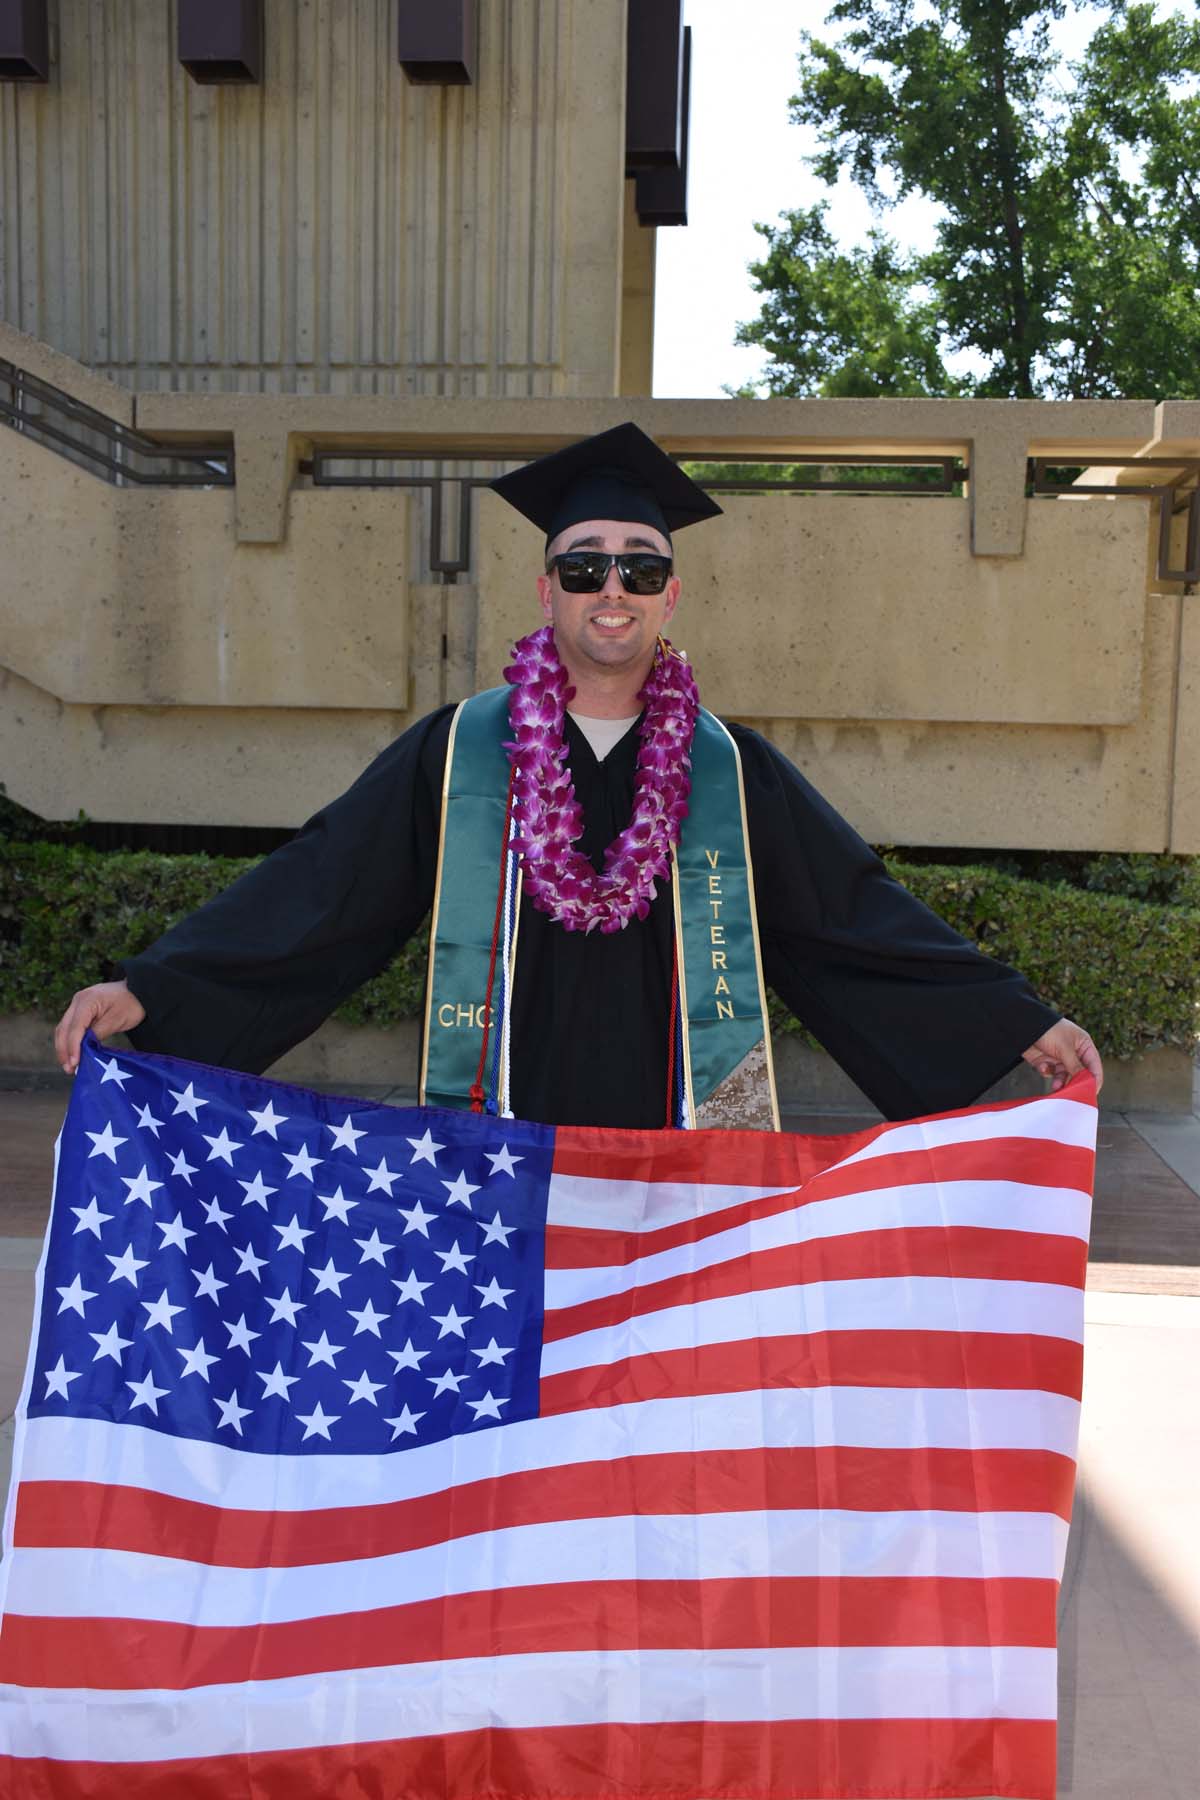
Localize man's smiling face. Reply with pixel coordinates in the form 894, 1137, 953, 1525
536, 518, 680, 681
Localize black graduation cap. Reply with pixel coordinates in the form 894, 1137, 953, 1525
490, 421, 723, 547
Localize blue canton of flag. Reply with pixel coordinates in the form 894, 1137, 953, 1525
28, 1033, 553, 1454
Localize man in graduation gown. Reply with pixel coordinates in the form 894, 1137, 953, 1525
54, 424, 1102, 1128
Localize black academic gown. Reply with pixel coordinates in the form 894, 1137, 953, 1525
123, 709, 1060, 1127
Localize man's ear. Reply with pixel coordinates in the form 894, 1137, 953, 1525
663, 576, 681, 623
536, 572, 554, 620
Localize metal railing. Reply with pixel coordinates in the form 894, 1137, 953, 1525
0, 359, 234, 487
1031, 456, 1200, 586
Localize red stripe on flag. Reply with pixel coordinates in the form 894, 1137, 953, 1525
0, 1716, 1059, 1800
11, 1444, 1076, 1566
546, 1138, 1094, 1269
544, 1226, 1086, 1342
540, 1330, 1083, 1415
0, 1573, 1059, 1690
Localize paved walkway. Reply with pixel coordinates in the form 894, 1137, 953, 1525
1, 1078, 1197, 1797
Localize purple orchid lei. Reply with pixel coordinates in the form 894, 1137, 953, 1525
503, 624, 700, 933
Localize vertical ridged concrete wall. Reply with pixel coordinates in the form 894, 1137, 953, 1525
0, 0, 635, 397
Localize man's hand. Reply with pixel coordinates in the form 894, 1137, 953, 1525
55, 980, 146, 1076
1022, 1018, 1103, 1094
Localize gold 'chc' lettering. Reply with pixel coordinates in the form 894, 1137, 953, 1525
436, 1002, 494, 1029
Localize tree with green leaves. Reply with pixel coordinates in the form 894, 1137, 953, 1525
738, 0, 1200, 399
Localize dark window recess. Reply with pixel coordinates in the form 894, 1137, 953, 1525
625, 0, 684, 172
178, 0, 263, 85
636, 26, 692, 227
0, 0, 49, 82
398, 0, 476, 85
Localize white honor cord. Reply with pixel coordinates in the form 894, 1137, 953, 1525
499, 815, 519, 1119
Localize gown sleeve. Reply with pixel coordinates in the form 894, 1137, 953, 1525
121, 707, 455, 1076
729, 725, 1063, 1120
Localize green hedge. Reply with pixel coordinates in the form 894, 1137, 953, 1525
2, 840, 1197, 1060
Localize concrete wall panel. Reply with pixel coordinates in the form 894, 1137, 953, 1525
475, 491, 1150, 724
0, 665, 412, 829
1170, 594, 1200, 853
0, 433, 410, 710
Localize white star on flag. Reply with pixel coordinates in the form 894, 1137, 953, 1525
224, 1314, 260, 1355
343, 1370, 385, 1406
246, 1100, 287, 1139
167, 1150, 197, 1185
484, 1143, 522, 1178
309, 1258, 351, 1296
480, 1211, 515, 1248
85, 1122, 126, 1163
257, 1362, 299, 1400
387, 1337, 428, 1372
407, 1129, 444, 1167
70, 1198, 112, 1239
234, 1242, 267, 1280
284, 1144, 322, 1182
56, 1274, 96, 1317
191, 1263, 228, 1303
168, 1083, 207, 1120
106, 1245, 148, 1286
474, 1275, 514, 1310
155, 1212, 196, 1252
133, 1102, 164, 1137
202, 1196, 233, 1231
126, 1371, 170, 1414
302, 1331, 344, 1368
327, 1117, 366, 1154
121, 1166, 164, 1208
435, 1240, 474, 1275
140, 1289, 185, 1334
237, 1171, 277, 1210
214, 1390, 252, 1434
296, 1401, 339, 1442
432, 1302, 472, 1339
89, 1322, 133, 1364
392, 1269, 433, 1307
398, 1198, 434, 1238
384, 1404, 425, 1439
353, 1229, 393, 1266
428, 1368, 467, 1397
347, 1298, 389, 1338
364, 1157, 400, 1195
442, 1171, 480, 1210
43, 1355, 80, 1399
472, 1337, 514, 1368
98, 1058, 132, 1089
467, 1390, 508, 1421
202, 1128, 243, 1166
317, 1185, 356, 1225
273, 1215, 315, 1253
177, 1339, 220, 1382
264, 1288, 306, 1327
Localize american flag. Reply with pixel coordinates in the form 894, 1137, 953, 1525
0, 1033, 1096, 1800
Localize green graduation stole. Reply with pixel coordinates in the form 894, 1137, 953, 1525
419, 687, 779, 1130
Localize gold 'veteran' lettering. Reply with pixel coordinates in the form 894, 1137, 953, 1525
705, 854, 733, 1017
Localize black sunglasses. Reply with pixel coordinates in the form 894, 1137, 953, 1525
547, 551, 673, 595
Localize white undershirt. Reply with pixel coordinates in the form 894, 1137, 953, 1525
569, 713, 640, 762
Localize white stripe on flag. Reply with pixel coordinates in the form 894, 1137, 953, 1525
0, 1644, 1060, 1760
15, 1386, 1083, 1514
540, 1275, 1084, 1376
4, 1507, 1070, 1626
839, 1096, 1096, 1169
544, 1180, 1091, 1310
